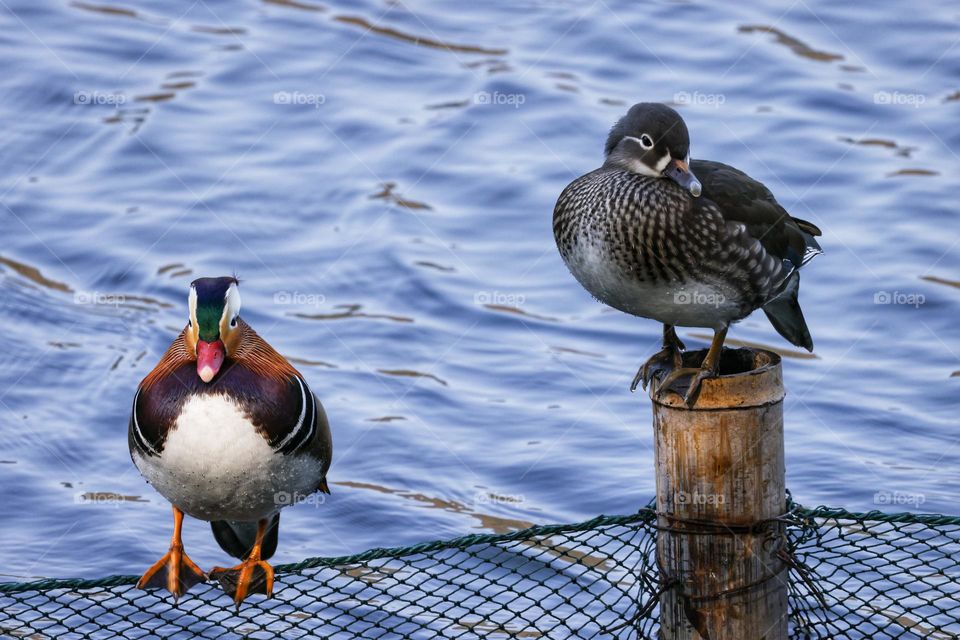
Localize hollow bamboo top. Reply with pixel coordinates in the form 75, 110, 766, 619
651, 347, 784, 410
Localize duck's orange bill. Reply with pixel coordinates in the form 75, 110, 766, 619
197, 339, 225, 383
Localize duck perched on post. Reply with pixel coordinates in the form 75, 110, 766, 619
129, 276, 332, 605
553, 102, 822, 405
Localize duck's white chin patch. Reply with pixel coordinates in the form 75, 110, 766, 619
628, 152, 670, 177
653, 153, 671, 173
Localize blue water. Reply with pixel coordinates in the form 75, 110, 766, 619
0, 0, 957, 582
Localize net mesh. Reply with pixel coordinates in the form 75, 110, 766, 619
1, 502, 958, 639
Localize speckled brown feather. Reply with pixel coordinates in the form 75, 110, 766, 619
553, 167, 787, 319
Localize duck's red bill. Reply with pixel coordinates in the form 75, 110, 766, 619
197, 340, 225, 383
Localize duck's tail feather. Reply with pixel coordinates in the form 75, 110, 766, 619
762, 270, 814, 351
211, 513, 280, 561
792, 216, 822, 237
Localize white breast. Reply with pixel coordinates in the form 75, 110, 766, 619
133, 394, 323, 522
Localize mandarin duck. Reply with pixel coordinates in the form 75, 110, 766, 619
553, 102, 822, 405
129, 276, 332, 605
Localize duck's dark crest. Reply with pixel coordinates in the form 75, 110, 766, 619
604, 102, 690, 158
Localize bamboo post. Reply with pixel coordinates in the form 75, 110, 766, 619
650, 347, 788, 640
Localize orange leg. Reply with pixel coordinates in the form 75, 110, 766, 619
208, 518, 275, 607
137, 506, 206, 600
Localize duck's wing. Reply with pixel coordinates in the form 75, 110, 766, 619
265, 375, 332, 482
691, 159, 821, 269
691, 160, 821, 351
232, 322, 332, 471
129, 331, 195, 458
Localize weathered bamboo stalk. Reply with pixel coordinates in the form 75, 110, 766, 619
650, 347, 788, 640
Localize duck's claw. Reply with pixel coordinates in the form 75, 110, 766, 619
681, 367, 718, 407
137, 544, 206, 601
209, 559, 274, 607
633, 345, 685, 392
632, 325, 686, 392
651, 325, 727, 407
653, 366, 719, 407
653, 367, 702, 400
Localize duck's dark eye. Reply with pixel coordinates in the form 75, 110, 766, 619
230, 317, 238, 328
639, 134, 654, 149
188, 319, 192, 328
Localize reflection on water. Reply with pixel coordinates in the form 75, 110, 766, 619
334, 481, 533, 533
920, 276, 960, 290
70, 2, 139, 19
287, 355, 338, 368
0, 0, 957, 582
336, 480, 534, 534
333, 15, 508, 56
838, 136, 916, 158
293, 303, 414, 323
335, 479, 620, 578
738, 25, 844, 62
0, 255, 72, 292
371, 182, 433, 210
378, 368, 448, 386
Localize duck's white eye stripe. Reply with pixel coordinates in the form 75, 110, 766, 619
625, 134, 655, 151
222, 283, 242, 325
188, 286, 198, 327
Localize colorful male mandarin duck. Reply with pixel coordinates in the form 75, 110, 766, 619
129, 276, 332, 605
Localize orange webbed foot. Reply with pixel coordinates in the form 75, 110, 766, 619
137, 543, 206, 601
209, 558, 274, 607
